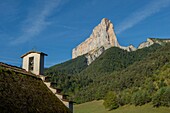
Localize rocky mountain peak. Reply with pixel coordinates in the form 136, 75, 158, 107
100, 18, 110, 27
72, 18, 142, 65
72, 18, 170, 65
72, 18, 119, 64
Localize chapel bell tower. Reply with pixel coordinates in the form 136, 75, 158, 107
21, 51, 47, 75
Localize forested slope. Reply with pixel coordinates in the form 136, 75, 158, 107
45, 44, 164, 104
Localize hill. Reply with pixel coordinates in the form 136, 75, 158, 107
45, 44, 162, 103
0, 64, 71, 113
45, 55, 87, 77
72, 43, 170, 104
101, 43, 170, 109
74, 100, 170, 113
44, 42, 170, 111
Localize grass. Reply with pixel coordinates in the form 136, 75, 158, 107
0, 66, 71, 113
74, 100, 170, 113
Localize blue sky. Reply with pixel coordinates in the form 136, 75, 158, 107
0, 0, 170, 67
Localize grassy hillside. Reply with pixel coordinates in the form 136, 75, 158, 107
74, 100, 170, 113
0, 66, 71, 113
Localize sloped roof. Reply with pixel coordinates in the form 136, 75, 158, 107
21, 51, 48, 58
0, 62, 39, 79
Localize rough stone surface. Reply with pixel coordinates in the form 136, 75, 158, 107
138, 38, 154, 49
138, 38, 170, 49
72, 18, 120, 64
72, 18, 119, 59
120, 45, 137, 52
85, 46, 105, 65
72, 18, 170, 65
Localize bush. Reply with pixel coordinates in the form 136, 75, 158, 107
152, 86, 170, 107
116, 89, 132, 106
131, 90, 151, 106
103, 91, 119, 110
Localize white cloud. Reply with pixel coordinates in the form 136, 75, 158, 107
10, 0, 62, 45
116, 0, 170, 34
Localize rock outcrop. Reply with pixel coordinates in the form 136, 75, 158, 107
85, 46, 105, 65
138, 38, 155, 49
72, 18, 140, 65
120, 45, 137, 52
72, 18, 120, 64
72, 18, 170, 65
138, 38, 170, 49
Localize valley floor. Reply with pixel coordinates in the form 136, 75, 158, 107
74, 100, 170, 113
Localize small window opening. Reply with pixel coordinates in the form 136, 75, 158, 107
29, 57, 34, 71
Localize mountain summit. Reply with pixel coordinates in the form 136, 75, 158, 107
72, 18, 120, 64
72, 18, 170, 65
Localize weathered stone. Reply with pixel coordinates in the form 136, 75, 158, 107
138, 38, 170, 49
138, 38, 154, 49
120, 45, 137, 52
85, 46, 105, 65
72, 18, 121, 64
72, 18, 119, 59
72, 18, 170, 65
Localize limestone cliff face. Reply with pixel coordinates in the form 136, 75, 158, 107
72, 18, 170, 65
138, 38, 170, 49
85, 46, 105, 65
120, 45, 137, 52
138, 38, 154, 49
72, 18, 120, 64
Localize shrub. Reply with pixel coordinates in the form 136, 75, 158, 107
116, 89, 132, 106
131, 90, 151, 106
152, 86, 170, 107
103, 91, 119, 110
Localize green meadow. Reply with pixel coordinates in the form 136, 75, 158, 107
74, 100, 170, 113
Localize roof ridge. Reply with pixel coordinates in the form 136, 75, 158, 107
21, 51, 47, 58
0, 62, 40, 79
